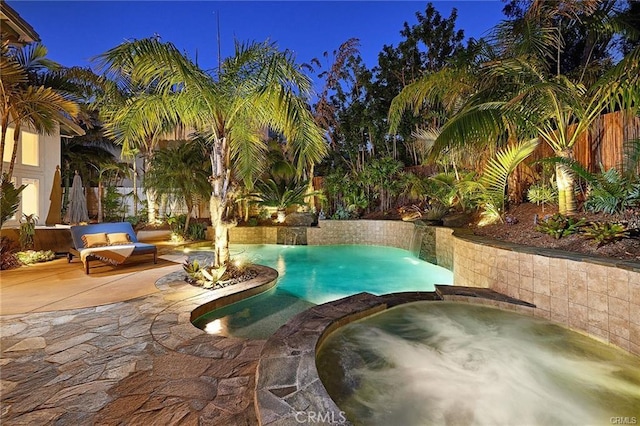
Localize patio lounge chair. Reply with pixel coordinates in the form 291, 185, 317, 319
68, 222, 157, 274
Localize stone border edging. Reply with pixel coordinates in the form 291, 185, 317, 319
451, 228, 640, 272
149, 265, 278, 353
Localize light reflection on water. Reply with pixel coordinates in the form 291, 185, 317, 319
191, 244, 453, 339
317, 302, 640, 426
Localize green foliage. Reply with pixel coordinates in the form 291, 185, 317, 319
527, 183, 558, 206
103, 186, 124, 222
255, 178, 321, 210
167, 214, 206, 241
582, 222, 629, 247
16, 250, 56, 265
465, 139, 539, 225
183, 258, 252, 289
0, 175, 26, 226
535, 213, 587, 239
330, 205, 354, 220
186, 222, 207, 241
247, 217, 259, 227
0, 236, 21, 270
19, 214, 37, 250
584, 167, 640, 215
422, 202, 449, 221
125, 213, 148, 230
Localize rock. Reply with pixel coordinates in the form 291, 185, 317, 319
284, 212, 316, 227
441, 212, 473, 228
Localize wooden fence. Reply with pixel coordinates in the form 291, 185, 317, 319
531, 110, 640, 172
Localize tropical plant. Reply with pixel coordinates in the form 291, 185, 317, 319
144, 141, 211, 233
0, 39, 82, 178
535, 213, 587, 239
255, 178, 323, 222
186, 222, 207, 241
0, 236, 21, 270
96, 38, 326, 267
183, 257, 251, 289
527, 183, 557, 209
438, 48, 640, 216
0, 174, 25, 226
582, 221, 629, 247
19, 213, 37, 250
583, 167, 640, 214
461, 139, 539, 225
390, 2, 640, 216
422, 202, 450, 221
330, 204, 353, 220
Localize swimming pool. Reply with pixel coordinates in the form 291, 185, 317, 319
191, 244, 453, 339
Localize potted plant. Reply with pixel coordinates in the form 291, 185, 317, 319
19, 214, 38, 250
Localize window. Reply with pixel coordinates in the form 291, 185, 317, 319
2, 127, 15, 163
21, 178, 39, 218
21, 131, 39, 166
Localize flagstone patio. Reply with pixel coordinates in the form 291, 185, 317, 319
0, 246, 270, 425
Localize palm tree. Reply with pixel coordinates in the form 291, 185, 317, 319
144, 141, 211, 233
0, 39, 81, 178
389, 1, 640, 215
436, 48, 640, 215
95, 38, 326, 266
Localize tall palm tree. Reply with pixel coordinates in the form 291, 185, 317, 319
389, 1, 640, 215
96, 38, 326, 266
435, 47, 640, 215
144, 141, 211, 233
0, 39, 81, 178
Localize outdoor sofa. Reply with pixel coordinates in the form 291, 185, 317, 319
68, 222, 157, 274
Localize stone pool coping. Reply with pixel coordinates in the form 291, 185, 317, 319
254, 286, 535, 426
150, 264, 278, 352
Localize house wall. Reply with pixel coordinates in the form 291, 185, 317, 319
2, 124, 61, 227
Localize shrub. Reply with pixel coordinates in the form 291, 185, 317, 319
527, 183, 557, 207
16, 250, 56, 265
422, 202, 449, 221
330, 204, 353, 220
19, 214, 38, 250
535, 213, 587, 239
0, 236, 21, 270
186, 222, 207, 241
583, 168, 640, 214
582, 222, 629, 247
1, 175, 26, 227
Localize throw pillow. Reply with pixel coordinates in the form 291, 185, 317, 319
107, 232, 132, 245
82, 233, 109, 248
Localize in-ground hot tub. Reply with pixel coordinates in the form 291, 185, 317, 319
316, 301, 640, 425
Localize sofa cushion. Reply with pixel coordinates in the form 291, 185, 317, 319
107, 232, 131, 245
81, 233, 109, 248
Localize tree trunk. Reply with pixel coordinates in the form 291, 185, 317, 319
132, 155, 138, 216
210, 195, 230, 267
209, 136, 233, 268
97, 181, 103, 222
146, 188, 158, 223
0, 115, 8, 177
555, 151, 577, 215
7, 123, 21, 179
184, 197, 193, 235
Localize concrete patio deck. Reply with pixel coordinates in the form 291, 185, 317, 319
0, 243, 264, 425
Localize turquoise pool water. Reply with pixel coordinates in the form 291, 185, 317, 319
192, 244, 453, 339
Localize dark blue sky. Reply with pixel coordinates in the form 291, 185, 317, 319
10, 1, 506, 79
